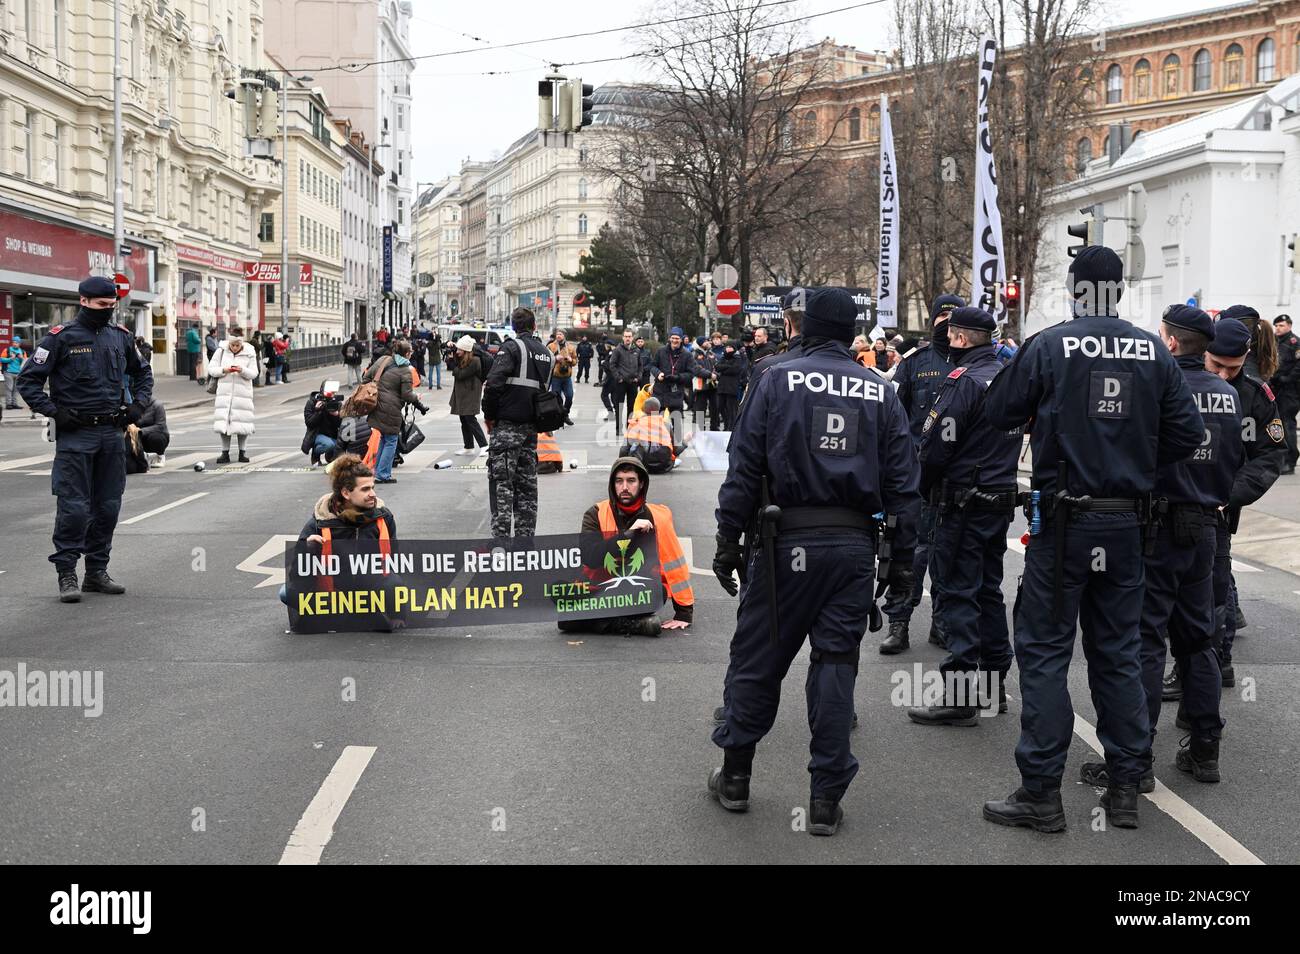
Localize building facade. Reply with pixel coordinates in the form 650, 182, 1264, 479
337, 118, 383, 339
264, 0, 414, 328
0, 0, 282, 375
457, 160, 489, 323
412, 174, 460, 321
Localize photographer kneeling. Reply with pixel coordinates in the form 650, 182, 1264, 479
303, 379, 344, 467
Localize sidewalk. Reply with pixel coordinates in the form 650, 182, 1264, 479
0, 363, 352, 426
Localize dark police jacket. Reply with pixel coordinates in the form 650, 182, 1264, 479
894, 341, 953, 445
481, 333, 554, 424
17, 309, 153, 416
1227, 372, 1285, 513
1154, 354, 1243, 507
984, 313, 1203, 498
715, 338, 921, 555
918, 344, 1022, 496
1272, 331, 1299, 399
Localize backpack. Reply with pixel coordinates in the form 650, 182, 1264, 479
474, 343, 494, 382
352, 356, 390, 414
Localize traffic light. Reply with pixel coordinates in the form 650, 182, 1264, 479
537, 80, 554, 132
696, 283, 707, 306
1289, 236, 1298, 271
570, 80, 595, 131
1067, 206, 1098, 258
1004, 278, 1021, 306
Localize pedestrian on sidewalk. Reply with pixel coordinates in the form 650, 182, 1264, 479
209, 326, 259, 464
2, 336, 28, 408
548, 330, 577, 426
262, 332, 278, 386
361, 339, 428, 484
411, 336, 427, 387
429, 332, 444, 389
186, 325, 203, 384
450, 335, 488, 455
279, 333, 293, 383
341, 333, 365, 386
576, 335, 594, 383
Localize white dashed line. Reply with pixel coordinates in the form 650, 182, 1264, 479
120, 492, 208, 525
279, 745, 377, 865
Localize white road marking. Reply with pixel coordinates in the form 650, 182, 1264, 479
1016, 476, 1031, 487
1006, 537, 1026, 554
1071, 715, 1263, 865
120, 492, 208, 525
278, 745, 376, 865
237, 534, 300, 588
0, 453, 54, 471
1230, 560, 1261, 574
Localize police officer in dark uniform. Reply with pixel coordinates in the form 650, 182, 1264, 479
1078, 306, 1239, 794
981, 246, 1203, 832
1270, 313, 1298, 473
709, 287, 921, 836
879, 293, 962, 655
18, 276, 153, 602
907, 306, 1022, 725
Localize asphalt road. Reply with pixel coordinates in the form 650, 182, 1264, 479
1, 373, 1297, 865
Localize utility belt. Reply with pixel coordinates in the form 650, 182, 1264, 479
1145, 498, 1220, 551
930, 484, 1019, 514
773, 506, 877, 536
76, 410, 127, 428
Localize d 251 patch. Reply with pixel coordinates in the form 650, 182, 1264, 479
1088, 370, 1132, 419
812, 405, 857, 457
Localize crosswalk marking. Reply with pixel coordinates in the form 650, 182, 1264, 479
0, 453, 54, 471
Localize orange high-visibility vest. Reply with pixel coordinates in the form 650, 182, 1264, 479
363, 429, 382, 469
318, 519, 391, 593
410, 367, 421, 388
624, 414, 676, 461
595, 500, 694, 607
538, 431, 562, 464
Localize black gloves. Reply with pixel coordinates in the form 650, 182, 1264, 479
415, 403, 429, 415
53, 408, 83, 434
126, 402, 146, 425
712, 533, 747, 597
886, 559, 915, 602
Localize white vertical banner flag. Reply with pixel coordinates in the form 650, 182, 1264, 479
873, 94, 899, 339
971, 35, 1007, 325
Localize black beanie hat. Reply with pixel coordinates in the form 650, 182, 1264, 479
802, 288, 858, 343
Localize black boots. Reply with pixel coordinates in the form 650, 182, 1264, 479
928, 620, 946, 648
57, 569, 80, 603
1175, 736, 1221, 783
1079, 761, 1155, 794
907, 703, 979, 726
1220, 661, 1235, 688
809, 798, 844, 837
82, 570, 126, 594
879, 619, 909, 655
216, 451, 231, 464
1161, 664, 1182, 701
708, 747, 753, 812
238, 452, 250, 463
1100, 784, 1140, 828
983, 787, 1066, 833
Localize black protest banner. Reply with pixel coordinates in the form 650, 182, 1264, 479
284, 532, 664, 634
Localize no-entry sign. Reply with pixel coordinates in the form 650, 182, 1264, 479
715, 288, 742, 316
113, 273, 131, 299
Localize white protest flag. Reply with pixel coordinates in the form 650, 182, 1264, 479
971, 35, 1007, 324
874, 93, 900, 338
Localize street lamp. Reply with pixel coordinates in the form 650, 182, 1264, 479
279, 72, 314, 333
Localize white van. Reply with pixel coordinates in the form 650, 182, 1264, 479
435, 324, 517, 355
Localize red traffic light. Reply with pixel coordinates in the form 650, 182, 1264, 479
1004, 281, 1021, 302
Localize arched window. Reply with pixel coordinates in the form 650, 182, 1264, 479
149, 46, 158, 84
1133, 58, 1151, 100
577, 177, 588, 200
868, 103, 880, 139
1162, 54, 1180, 97
130, 16, 142, 80
1075, 137, 1093, 174
166, 60, 176, 115
578, 213, 588, 236
1101, 132, 1111, 157
1193, 48, 1211, 90
1256, 37, 1275, 83
779, 116, 794, 151
800, 110, 817, 145
847, 107, 861, 141
1105, 64, 1123, 104
1224, 43, 1244, 88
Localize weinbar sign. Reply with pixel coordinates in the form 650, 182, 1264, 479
243, 262, 314, 285
0, 207, 153, 294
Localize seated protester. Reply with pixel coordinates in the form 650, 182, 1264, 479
560, 456, 693, 636
338, 391, 380, 469
123, 399, 171, 474
303, 380, 345, 467
278, 454, 398, 619
620, 396, 678, 473
537, 431, 563, 474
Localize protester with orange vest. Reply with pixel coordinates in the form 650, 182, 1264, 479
537, 431, 563, 473
621, 396, 678, 473
559, 456, 694, 637
278, 454, 396, 610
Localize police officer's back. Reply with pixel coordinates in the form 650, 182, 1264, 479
709, 287, 921, 837
894, 295, 961, 443
17, 276, 153, 601
980, 246, 1202, 832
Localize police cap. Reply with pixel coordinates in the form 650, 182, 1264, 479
79, 275, 117, 298
929, 294, 965, 321
947, 305, 997, 333
1218, 304, 1259, 323
1161, 303, 1215, 341
1206, 318, 1251, 358
800, 287, 858, 343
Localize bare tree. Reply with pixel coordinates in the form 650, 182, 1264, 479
981, 0, 1103, 335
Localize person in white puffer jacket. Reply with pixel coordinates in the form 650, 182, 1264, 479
208, 326, 259, 463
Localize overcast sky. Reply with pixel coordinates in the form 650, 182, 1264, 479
409, 0, 1217, 184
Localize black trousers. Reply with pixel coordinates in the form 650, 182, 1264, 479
718, 394, 740, 431
460, 415, 487, 448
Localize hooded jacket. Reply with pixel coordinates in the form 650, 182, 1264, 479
581, 456, 692, 622
299, 493, 396, 542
